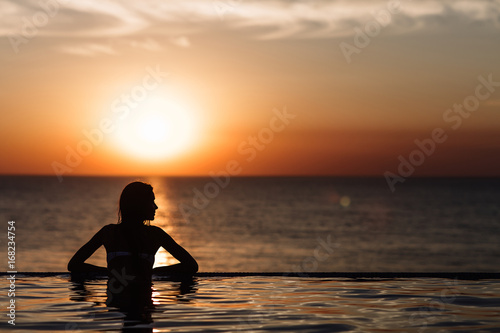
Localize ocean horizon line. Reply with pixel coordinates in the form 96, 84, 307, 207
2, 174, 500, 179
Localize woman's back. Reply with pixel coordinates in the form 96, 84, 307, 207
101, 224, 164, 279
102, 224, 162, 310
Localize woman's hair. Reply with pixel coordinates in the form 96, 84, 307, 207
118, 181, 154, 225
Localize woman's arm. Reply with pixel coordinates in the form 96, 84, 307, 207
67, 227, 108, 274
152, 228, 198, 276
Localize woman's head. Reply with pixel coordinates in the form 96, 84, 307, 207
118, 181, 158, 225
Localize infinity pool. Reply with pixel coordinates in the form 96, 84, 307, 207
4, 275, 500, 332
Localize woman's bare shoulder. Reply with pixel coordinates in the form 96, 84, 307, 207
98, 224, 118, 237
148, 225, 171, 240
148, 225, 166, 234
102, 223, 118, 231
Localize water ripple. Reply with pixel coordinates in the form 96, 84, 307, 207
3, 276, 500, 332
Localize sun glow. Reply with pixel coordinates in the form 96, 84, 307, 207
113, 94, 199, 159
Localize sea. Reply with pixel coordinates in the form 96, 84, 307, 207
1, 176, 499, 331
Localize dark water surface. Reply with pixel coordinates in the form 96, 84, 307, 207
0, 176, 500, 272
1, 176, 499, 272
1, 176, 500, 331
1, 275, 499, 332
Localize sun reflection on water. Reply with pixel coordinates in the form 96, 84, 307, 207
151, 289, 161, 306
154, 248, 180, 268
146, 177, 182, 268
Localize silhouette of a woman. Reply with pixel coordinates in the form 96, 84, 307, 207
68, 181, 198, 312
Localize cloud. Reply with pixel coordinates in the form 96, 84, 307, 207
1, 0, 499, 42
128, 37, 162, 51
170, 36, 191, 48
224, 0, 500, 39
59, 43, 117, 57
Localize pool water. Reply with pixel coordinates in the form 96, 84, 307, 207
4, 275, 500, 332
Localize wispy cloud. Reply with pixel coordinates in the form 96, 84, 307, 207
59, 43, 117, 57
2, 0, 499, 41
170, 36, 191, 48
1, 0, 148, 37
128, 37, 162, 51
224, 0, 500, 39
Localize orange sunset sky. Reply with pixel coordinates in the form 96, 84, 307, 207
1, 0, 500, 178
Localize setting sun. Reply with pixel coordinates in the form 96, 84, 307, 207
113, 94, 199, 160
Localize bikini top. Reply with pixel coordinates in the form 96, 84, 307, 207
107, 251, 155, 265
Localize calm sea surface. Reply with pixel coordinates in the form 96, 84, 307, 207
1, 176, 499, 272
1, 176, 500, 331
1, 275, 500, 332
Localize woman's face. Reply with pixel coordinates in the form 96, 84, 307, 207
145, 192, 158, 220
